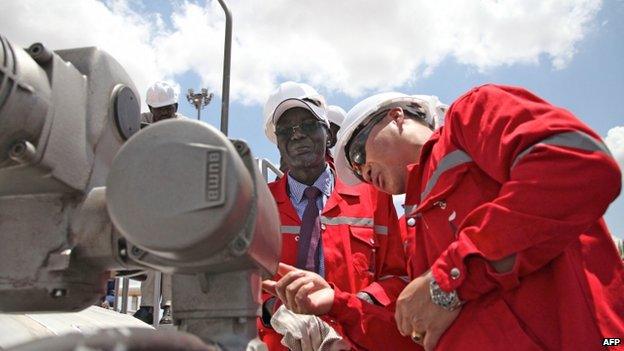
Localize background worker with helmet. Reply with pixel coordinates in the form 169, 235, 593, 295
141, 80, 188, 124
132, 80, 191, 325
258, 81, 416, 350
331, 84, 624, 350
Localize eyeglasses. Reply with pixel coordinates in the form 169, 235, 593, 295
345, 100, 429, 181
275, 120, 324, 140
345, 109, 388, 181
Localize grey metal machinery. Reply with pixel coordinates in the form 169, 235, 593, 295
0, 31, 280, 351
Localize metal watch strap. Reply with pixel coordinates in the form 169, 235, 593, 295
429, 278, 463, 311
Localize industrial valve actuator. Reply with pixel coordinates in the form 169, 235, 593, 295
0, 34, 280, 350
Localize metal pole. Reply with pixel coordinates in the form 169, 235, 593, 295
259, 159, 268, 181
197, 107, 201, 121
153, 271, 162, 328
217, 0, 232, 136
259, 158, 283, 181
113, 277, 120, 312
121, 277, 129, 313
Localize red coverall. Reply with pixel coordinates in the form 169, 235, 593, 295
403, 84, 623, 350
258, 169, 416, 350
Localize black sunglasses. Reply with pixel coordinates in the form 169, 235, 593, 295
345, 101, 429, 181
275, 120, 324, 140
345, 109, 389, 181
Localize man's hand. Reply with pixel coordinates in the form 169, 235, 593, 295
262, 263, 335, 315
395, 271, 461, 351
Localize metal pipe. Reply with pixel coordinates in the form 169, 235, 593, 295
153, 272, 162, 328
217, 0, 232, 136
113, 277, 120, 311
259, 158, 283, 181
121, 277, 129, 313
27, 42, 53, 64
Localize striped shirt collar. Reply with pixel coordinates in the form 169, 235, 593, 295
287, 165, 333, 203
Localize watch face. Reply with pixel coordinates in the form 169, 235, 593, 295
430, 279, 460, 310
443, 292, 457, 305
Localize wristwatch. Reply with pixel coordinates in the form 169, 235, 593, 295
429, 277, 463, 311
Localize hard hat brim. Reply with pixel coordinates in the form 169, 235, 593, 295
265, 98, 329, 144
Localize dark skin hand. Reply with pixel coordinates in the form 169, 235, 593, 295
263, 263, 335, 315
275, 107, 330, 185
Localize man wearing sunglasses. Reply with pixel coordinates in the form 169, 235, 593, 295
277, 104, 347, 175
258, 82, 415, 350
334, 85, 624, 350
141, 81, 186, 124
133, 80, 191, 325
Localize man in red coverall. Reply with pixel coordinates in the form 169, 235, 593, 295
259, 81, 415, 350
327, 85, 623, 350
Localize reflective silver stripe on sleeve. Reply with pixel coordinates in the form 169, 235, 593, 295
374, 225, 388, 235
320, 216, 374, 227
280, 226, 301, 234
421, 150, 473, 201
511, 131, 612, 169
379, 275, 411, 283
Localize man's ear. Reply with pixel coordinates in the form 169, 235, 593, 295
388, 107, 405, 131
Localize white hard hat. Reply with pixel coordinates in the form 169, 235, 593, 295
327, 105, 346, 126
263, 81, 329, 144
335, 92, 448, 186
146, 81, 178, 108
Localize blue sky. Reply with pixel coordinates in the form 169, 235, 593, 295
1, 0, 622, 236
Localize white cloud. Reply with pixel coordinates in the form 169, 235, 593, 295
0, 0, 603, 106
0, 0, 168, 108
605, 126, 624, 178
